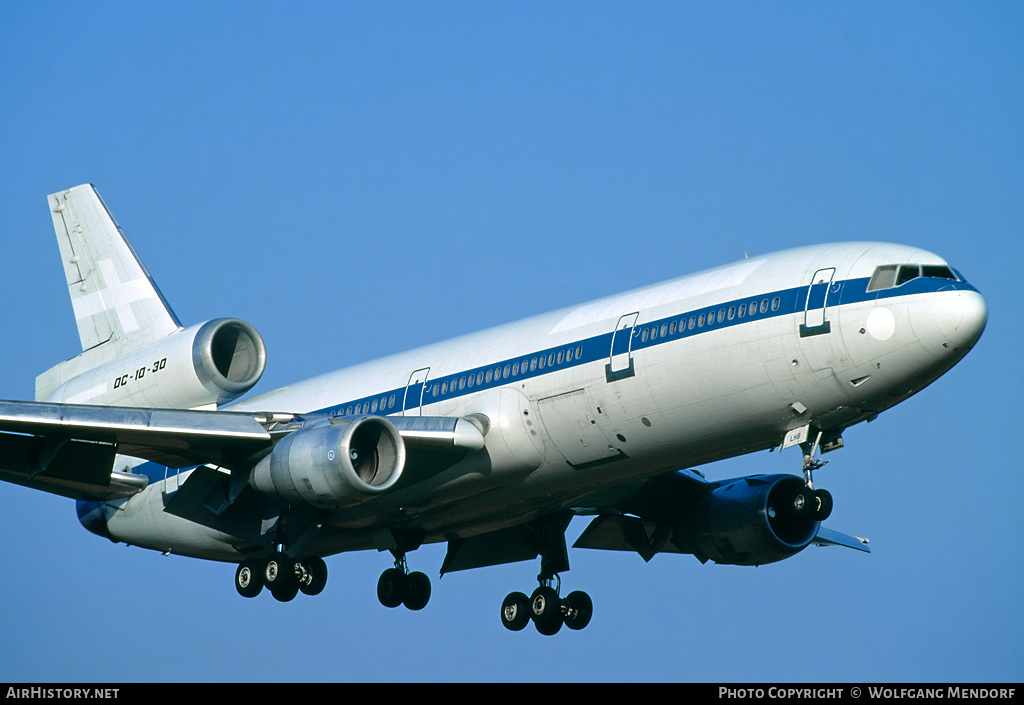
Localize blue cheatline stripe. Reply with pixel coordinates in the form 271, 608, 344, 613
132, 275, 977, 484
317, 275, 975, 418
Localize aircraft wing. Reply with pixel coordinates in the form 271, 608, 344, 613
0, 400, 274, 501
0, 400, 485, 505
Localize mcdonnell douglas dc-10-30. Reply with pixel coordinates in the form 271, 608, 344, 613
0, 184, 986, 634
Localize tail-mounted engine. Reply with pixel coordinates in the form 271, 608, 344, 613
250, 416, 406, 508
676, 474, 823, 566
40, 318, 266, 409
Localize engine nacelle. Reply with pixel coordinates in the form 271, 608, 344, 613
675, 474, 820, 566
250, 416, 406, 508
42, 319, 266, 409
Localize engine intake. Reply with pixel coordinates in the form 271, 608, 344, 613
250, 416, 406, 508
676, 474, 821, 566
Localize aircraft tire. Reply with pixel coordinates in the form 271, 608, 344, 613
235, 559, 263, 598
271, 580, 300, 602
299, 557, 328, 596
562, 590, 593, 631
530, 586, 562, 635
402, 571, 431, 611
501, 592, 530, 631
377, 568, 407, 608
791, 486, 816, 518
263, 553, 297, 594
813, 489, 833, 521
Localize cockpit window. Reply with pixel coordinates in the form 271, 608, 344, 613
867, 263, 960, 292
922, 265, 956, 281
866, 265, 897, 292
896, 265, 920, 286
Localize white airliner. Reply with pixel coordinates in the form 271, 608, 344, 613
0, 184, 986, 635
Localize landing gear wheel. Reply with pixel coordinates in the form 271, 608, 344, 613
501, 592, 531, 631
562, 590, 593, 631
298, 557, 329, 596
791, 486, 816, 517
271, 579, 300, 602
263, 554, 297, 594
402, 571, 431, 611
377, 567, 407, 608
234, 559, 263, 598
813, 488, 833, 521
530, 586, 563, 636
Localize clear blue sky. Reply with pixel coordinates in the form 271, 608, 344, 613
1, 1, 1020, 683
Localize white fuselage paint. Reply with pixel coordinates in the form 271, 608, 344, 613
100, 242, 987, 561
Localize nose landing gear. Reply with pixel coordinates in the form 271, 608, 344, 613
799, 430, 836, 522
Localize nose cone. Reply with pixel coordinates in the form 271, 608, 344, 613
935, 288, 988, 353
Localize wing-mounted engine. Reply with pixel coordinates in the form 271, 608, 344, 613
249, 416, 407, 508
37, 318, 267, 409
674, 474, 821, 565
575, 472, 844, 567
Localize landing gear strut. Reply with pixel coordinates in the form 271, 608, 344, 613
499, 514, 594, 635
799, 431, 834, 522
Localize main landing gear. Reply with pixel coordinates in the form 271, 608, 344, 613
376, 551, 432, 611
499, 513, 594, 635
234, 553, 329, 602
500, 578, 593, 635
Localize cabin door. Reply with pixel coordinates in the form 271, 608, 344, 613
402, 367, 431, 416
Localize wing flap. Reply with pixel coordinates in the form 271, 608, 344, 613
0, 431, 120, 500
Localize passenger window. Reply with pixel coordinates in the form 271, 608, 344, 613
458, 377, 466, 390
717, 309, 725, 323
485, 369, 493, 384
575, 345, 583, 359
896, 265, 920, 286
771, 297, 780, 311
760, 300, 768, 313
529, 358, 537, 372
688, 316, 696, 330
738, 303, 746, 318
698, 313, 706, 327
441, 381, 448, 395
556, 351, 564, 365
503, 364, 511, 378
727, 306, 735, 320
669, 321, 677, 335
867, 265, 897, 292
512, 362, 519, 376
641, 328, 649, 342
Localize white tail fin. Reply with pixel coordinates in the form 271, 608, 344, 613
48, 184, 182, 351
37, 184, 184, 401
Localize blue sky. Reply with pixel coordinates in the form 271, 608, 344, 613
0, 2, 1021, 683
